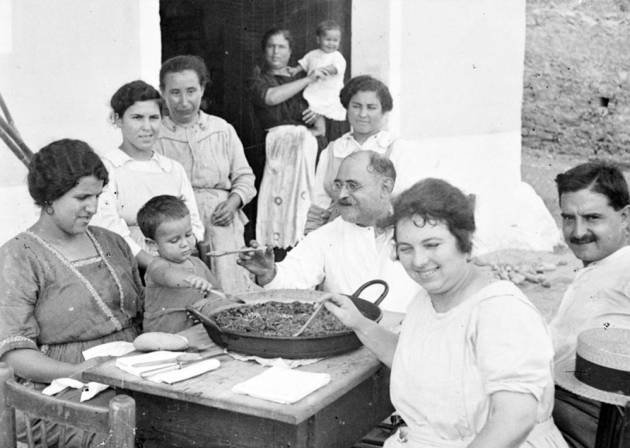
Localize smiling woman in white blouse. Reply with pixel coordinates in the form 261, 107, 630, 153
325, 178, 568, 448
92, 80, 204, 270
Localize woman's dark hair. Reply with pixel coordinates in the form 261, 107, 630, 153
316, 20, 341, 37
388, 178, 476, 253
260, 28, 294, 52
28, 139, 109, 207
137, 195, 190, 240
159, 55, 210, 90
555, 161, 630, 211
340, 75, 393, 112
110, 80, 161, 118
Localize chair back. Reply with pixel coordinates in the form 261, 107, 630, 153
0, 362, 135, 448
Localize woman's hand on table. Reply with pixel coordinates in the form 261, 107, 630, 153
211, 195, 241, 226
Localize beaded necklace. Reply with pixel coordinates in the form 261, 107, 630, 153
25, 229, 126, 331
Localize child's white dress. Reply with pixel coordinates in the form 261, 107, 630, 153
298, 49, 347, 121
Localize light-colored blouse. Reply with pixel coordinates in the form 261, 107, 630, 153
156, 112, 255, 207
92, 148, 204, 256
388, 281, 566, 447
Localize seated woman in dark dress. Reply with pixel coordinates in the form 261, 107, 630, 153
0, 139, 143, 447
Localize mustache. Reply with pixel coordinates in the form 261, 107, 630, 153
570, 235, 597, 245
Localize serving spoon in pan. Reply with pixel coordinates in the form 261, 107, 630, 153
292, 302, 326, 337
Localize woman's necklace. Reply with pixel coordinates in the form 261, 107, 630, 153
25, 229, 127, 331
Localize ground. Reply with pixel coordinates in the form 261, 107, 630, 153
476, 149, 586, 322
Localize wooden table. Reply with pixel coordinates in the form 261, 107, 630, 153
83, 314, 401, 448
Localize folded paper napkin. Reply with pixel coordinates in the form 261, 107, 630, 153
115, 351, 220, 384
42, 378, 109, 402
232, 366, 331, 404
41, 341, 137, 402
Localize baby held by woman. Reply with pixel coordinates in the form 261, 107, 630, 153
290, 19, 347, 138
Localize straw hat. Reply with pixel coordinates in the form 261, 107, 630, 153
555, 327, 630, 406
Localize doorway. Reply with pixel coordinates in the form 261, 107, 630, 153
159, 0, 352, 152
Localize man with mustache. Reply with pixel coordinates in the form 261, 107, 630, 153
550, 161, 630, 448
237, 150, 421, 312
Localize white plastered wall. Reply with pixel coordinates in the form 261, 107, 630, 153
353, 0, 525, 192
0, 0, 161, 244
352, 0, 560, 253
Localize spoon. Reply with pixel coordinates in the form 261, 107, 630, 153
292, 302, 325, 337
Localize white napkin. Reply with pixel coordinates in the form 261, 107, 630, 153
115, 351, 220, 384
148, 359, 220, 384
42, 378, 109, 402
116, 351, 186, 377
232, 366, 331, 404
40, 341, 136, 402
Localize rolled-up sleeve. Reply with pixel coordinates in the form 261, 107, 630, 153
473, 296, 554, 401
226, 124, 256, 206
265, 230, 326, 290
0, 238, 41, 359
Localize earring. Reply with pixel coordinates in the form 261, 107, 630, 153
44, 205, 54, 215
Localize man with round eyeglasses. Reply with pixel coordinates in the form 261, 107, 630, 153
237, 150, 421, 312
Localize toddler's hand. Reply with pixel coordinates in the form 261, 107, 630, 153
185, 275, 214, 292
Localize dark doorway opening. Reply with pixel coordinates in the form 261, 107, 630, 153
159, 0, 352, 153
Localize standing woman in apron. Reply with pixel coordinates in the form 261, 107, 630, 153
306, 75, 402, 234
156, 55, 257, 294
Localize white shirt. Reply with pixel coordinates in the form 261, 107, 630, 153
298, 49, 346, 120
390, 281, 562, 447
312, 131, 401, 210
550, 245, 630, 368
92, 148, 204, 255
265, 217, 422, 312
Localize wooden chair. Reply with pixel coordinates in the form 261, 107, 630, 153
594, 402, 630, 448
0, 363, 135, 448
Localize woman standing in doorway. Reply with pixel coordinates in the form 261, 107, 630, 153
247, 28, 330, 253
156, 55, 257, 293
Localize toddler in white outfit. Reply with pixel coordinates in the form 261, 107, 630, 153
291, 20, 347, 125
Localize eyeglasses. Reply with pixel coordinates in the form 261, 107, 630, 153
331, 180, 363, 193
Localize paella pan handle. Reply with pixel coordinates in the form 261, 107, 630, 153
185, 306, 228, 348
350, 279, 389, 307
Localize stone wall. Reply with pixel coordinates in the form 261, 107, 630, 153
523, 0, 630, 159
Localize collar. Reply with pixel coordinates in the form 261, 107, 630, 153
581, 245, 630, 271
105, 147, 173, 172
332, 130, 395, 157
339, 217, 394, 239
161, 111, 210, 133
